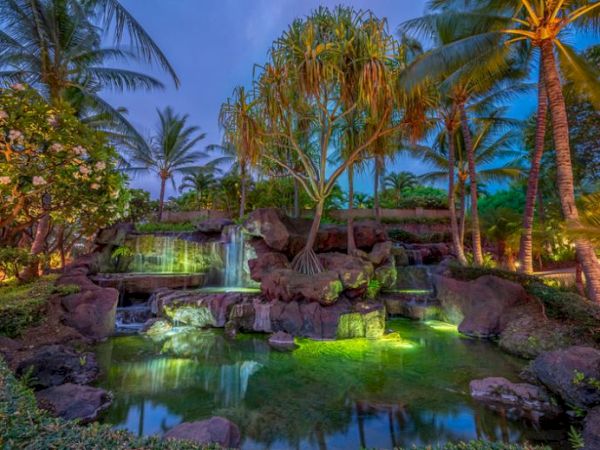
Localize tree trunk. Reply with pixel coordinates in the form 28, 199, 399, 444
157, 176, 167, 222
293, 178, 300, 218
459, 180, 466, 246
519, 73, 548, 274
541, 40, 600, 303
239, 166, 247, 220
56, 224, 66, 270
459, 103, 483, 266
374, 155, 382, 223
347, 164, 357, 254
291, 198, 325, 275
21, 213, 50, 281
447, 129, 467, 265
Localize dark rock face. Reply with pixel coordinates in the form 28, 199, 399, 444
248, 252, 290, 282
319, 252, 374, 291
268, 331, 296, 351
163, 417, 241, 448
59, 287, 118, 339
583, 407, 600, 450
196, 218, 234, 234
368, 241, 392, 266
15, 345, 99, 390
244, 208, 290, 251
261, 269, 343, 305
469, 377, 562, 420
433, 275, 539, 338
36, 383, 112, 423
381, 292, 440, 321
531, 346, 600, 409
90, 273, 205, 295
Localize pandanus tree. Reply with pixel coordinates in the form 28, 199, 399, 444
220, 7, 425, 274
127, 107, 207, 221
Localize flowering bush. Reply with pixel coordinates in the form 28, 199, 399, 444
0, 85, 128, 252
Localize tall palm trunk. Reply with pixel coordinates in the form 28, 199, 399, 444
158, 176, 167, 221
373, 155, 382, 223
519, 73, 548, 274
293, 178, 300, 218
541, 40, 600, 303
347, 164, 357, 253
459, 103, 483, 266
292, 199, 324, 275
239, 165, 247, 220
459, 179, 466, 246
447, 130, 467, 265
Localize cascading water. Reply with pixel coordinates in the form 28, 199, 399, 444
223, 225, 249, 288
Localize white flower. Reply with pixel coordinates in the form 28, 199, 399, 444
0, 111, 7, 121
11, 83, 25, 91
9, 130, 22, 141
32, 176, 47, 186
72, 146, 87, 156
79, 165, 90, 176
50, 143, 64, 153
94, 161, 106, 171
0, 176, 11, 185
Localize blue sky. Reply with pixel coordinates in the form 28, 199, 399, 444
102, 0, 545, 200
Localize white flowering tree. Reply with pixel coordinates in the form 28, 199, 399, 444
0, 85, 128, 279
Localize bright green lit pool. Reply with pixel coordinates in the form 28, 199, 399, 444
94, 319, 567, 449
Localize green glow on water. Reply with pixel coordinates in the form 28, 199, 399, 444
424, 320, 460, 333
385, 289, 433, 295
94, 319, 567, 448
195, 287, 261, 294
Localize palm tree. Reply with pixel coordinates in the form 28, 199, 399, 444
383, 171, 418, 204
417, 0, 600, 301
127, 107, 207, 221
178, 169, 218, 207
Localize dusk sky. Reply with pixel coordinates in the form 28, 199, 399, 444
103, 0, 538, 200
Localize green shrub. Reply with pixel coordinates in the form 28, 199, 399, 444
0, 247, 33, 282
388, 229, 450, 243
381, 216, 450, 225
136, 222, 196, 233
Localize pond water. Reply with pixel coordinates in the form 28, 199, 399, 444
94, 319, 567, 449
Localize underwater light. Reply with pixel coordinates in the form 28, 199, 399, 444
424, 320, 458, 332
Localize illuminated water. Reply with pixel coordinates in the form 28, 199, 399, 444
95, 319, 567, 449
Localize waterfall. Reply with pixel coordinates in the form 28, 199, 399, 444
253, 299, 272, 332
223, 225, 246, 287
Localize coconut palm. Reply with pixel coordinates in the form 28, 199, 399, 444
127, 107, 207, 221
383, 171, 418, 203
416, 0, 600, 301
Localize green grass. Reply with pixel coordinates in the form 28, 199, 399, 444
0, 276, 80, 338
136, 222, 196, 233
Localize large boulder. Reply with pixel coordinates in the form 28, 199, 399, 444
244, 208, 290, 251
469, 377, 561, 420
163, 417, 241, 448
374, 261, 397, 290
583, 407, 600, 450
196, 218, 234, 234
336, 302, 386, 339
15, 345, 98, 390
433, 275, 538, 338
60, 287, 118, 339
36, 383, 112, 423
368, 241, 392, 266
90, 273, 204, 295
319, 252, 374, 291
531, 346, 600, 409
248, 252, 290, 282
261, 269, 343, 305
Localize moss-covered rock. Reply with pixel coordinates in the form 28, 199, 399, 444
336, 305, 386, 340
374, 261, 397, 290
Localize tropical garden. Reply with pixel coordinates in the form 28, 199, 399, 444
1, 1, 600, 449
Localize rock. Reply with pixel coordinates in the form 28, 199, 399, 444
433, 275, 538, 338
368, 241, 392, 266
261, 269, 343, 305
499, 315, 575, 359
531, 346, 600, 409
196, 218, 234, 234
374, 261, 397, 290
163, 417, 241, 448
60, 287, 118, 339
336, 302, 386, 339
94, 222, 133, 247
381, 292, 440, 320
90, 273, 205, 295
469, 377, 562, 420
16, 345, 99, 390
583, 407, 600, 450
396, 266, 432, 291
319, 252, 374, 291
142, 319, 173, 336
391, 247, 409, 267
244, 208, 290, 251
36, 383, 112, 423
268, 331, 296, 351
248, 252, 290, 282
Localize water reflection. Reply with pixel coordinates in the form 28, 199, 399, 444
95, 320, 566, 449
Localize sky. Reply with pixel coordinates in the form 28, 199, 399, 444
102, 0, 436, 200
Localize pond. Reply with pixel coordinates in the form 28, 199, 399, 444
94, 319, 567, 449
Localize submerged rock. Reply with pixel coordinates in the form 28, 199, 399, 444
470, 377, 562, 420
268, 331, 296, 351
16, 345, 98, 390
36, 383, 112, 423
163, 417, 241, 448
531, 346, 600, 409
